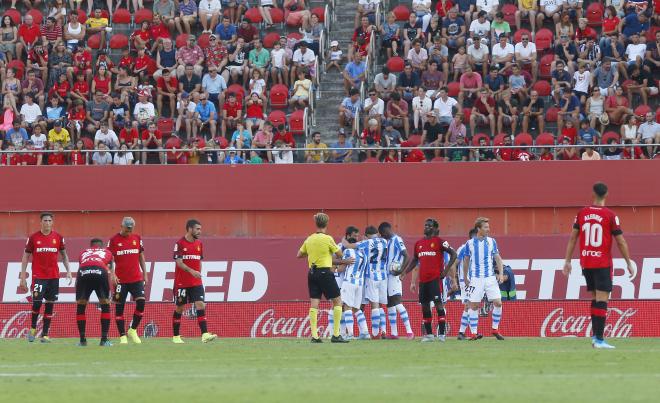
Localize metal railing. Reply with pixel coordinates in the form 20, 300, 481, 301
319, 29, 327, 75
352, 108, 361, 136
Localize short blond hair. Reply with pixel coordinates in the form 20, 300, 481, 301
314, 212, 329, 229
474, 217, 489, 229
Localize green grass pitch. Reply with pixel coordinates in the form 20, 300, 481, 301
1, 337, 659, 403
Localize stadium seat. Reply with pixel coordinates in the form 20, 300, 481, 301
81, 137, 94, 150
447, 82, 460, 97
157, 117, 174, 137
3, 9, 21, 25
461, 107, 471, 123
227, 84, 246, 104
76, 9, 88, 24
198, 33, 211, 49
514, 132, 533, 146
311, 7, 325, 22
385, 56, 405, 73
175, 33, 189, 48
7, 60, 24, 79
533, 80, 551, 97
112, 8, 132, 29
263, 32, 281, 49
634, 105, 652, 120
545, 106, 559, 123
245, 8, 263, 23
288, 109, 306, 135
501, 4, 517, 27
601, 131, 621, 144
646, 26, 659, 43
109, 34, 129, 49
538, 54, 554, 80
87, 33, 102, 50
287, 32, 303, 41
269, 84, 289, 109
146, 59, 158, 75
513, 29, 531, 44
269, 8, 285, 25
657, 107, 660, 123
27, 9, 43, 25
393, 5, 411, 21
135, 9, 153, 25
535, 29, 554, 53
471, 133, 490, 146
535, 132, 555, 146
493, 133, 508, 145
586, 3, 604, 27
268, 110, 287, 127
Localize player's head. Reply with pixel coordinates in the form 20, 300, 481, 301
593, 182, 608, 201
424, 219, 439, 237
378, 222, 393, 239
121, 216, 135, 235
474, 217, 490, 236
90, 238, 104, 247
186, 219, 202, 239
364, 226, 378, 239
314, 212, 329, 230
40, 212, 54, 232
468, 228, 478, 239
345, 226, 360, 243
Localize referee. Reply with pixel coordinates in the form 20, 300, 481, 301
297, 213, 354, 343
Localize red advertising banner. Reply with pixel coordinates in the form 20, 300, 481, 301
1, 235, 659, 303
0, 300, 653, 339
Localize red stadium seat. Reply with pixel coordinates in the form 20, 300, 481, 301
514, 132, 533, 146
146, 59, 157, 75
493, 133, 508, 146
471, 133, 490, 146
461, 107, 471, 123
385, 56, 405, 73
175, 33, 189, 48
287, 32, 303, 41
112, 8, 132, 24
513, 29, 531, 44
586, 3, 604, 27
538, 54, 554, 79
3, 9, 21, 25
87, 33, 102, 50
288, 109, 306, 135
227, 84, 246, 104
81, 137, 94, 150
198, 33, 211, 49
393, 5, 411, 21
135, 9, 153, 25
545, 106, 559, 122
601, 131, 621, 145
7, 60, 24, 79
535, 132, 555, 146
268, 110, 287, 127
535, 28, 554, 53
311, 7, 325, 22
76, 9, 88, 24
646, 25, 659, 43
501, 4, 517, 28
245, 8, 263, 23
27, 9, 43, 25
269, 8, 285, 24
263, 32, 281, 49
533, 80, 551, 97
109, 34, 129, 49
269, 84, 289, 109
657, 107, 660, 123
634, 105, 652, 120
157, 117, 174, 137
447, 82, 460, 97
100, 10, 110, 19
407, 134, 422, 147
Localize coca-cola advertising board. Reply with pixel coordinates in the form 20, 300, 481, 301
1, 235, 659, 302
0, 301, 654, 338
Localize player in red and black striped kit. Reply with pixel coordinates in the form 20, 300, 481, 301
19, 212, 72, 343
107, 217, 148, 345
563, 182, 635, 349
171, 219, 217, 344
76, 239, 114, 346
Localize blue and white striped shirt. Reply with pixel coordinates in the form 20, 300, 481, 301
456, 243, 468, 283
465, 236, 499, 278
343, 248, 367, 286
357, 237, 388, 281
334, 243, 346, 285
386, 234, 406, 278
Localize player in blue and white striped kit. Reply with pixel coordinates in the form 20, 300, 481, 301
462, 217, 505, 341
339, 227, 370, 339
378, 222, 414, 340
327, 235, 348, 337
457, 228, 478, 340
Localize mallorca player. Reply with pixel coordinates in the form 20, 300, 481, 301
563, 182, 635, 349
403, 219, 457, 342
379, 222, 413, 340
75, 239, 114, 346
19, 212, 72, 343
107, 217, 148, 344
172, 219, 217, 344
462, 217, 505, 341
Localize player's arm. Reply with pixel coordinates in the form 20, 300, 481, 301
296, 241, 307, 258
59, 249, 73, 285
175, 258, 202, 278
403, 254, 419, 275
19, 251, 31, 292
441, 246, 457, 278
614, 234, 635, 279
494, 253, 504, 283
340, 237, 358, 249
562, 227, 580, 277
392, 249, 409, 276
410, 267, 419, 293
333, 248, 355, 265
139, 252, 148, 285
463, 254, 471, 287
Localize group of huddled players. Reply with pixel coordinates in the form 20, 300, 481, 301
328, 217, 507, 342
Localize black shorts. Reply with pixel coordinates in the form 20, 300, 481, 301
75, 267, 110, 301
113, 281, 146, 303
418, 279, 444, 305
32, 279, 59, 302
582, 267, 613, 292
174, 286, 205, 306
308, 268, 340, 300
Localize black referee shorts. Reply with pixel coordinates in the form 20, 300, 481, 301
75, 266, 110, 301
582, 268, 613, 293
418, 278, 444, 305
308, 268, 340, 300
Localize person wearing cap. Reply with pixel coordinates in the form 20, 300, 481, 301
553, 32, 578, 75
205, 34, 230, 78
223, 146, 244, 164
199, 0, 222, 33
215, 16, 238, 45
133, 90, 156, 128
176, 36, 205, 78
330, 129, 354, 163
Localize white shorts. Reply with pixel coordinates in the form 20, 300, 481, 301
341, 282, 363, 309
467, 276, 501, 303
459, 279, 469, 304
387, 275, 402, 297
365, 278, 388, 305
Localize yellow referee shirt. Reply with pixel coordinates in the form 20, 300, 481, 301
299, 233, 339, 269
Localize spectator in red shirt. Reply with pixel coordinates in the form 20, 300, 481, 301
221, 92, 242, 137
458, 65, 482, 106
69, 46, 93, 83
69, 139, 86, 165
157, 69, 179, 118
120, 121, 141, 150
92, 65, 113, 100
50, 73, 71, 106
150, 14, 171, 53
470, 88, 496, 136
402, 140, 426, 162
557, 136, 580, 160
71, 72, 90, 105
141, 122, 164, 164
131, 21, 152, 51
539, 148, 555, 160
621, 140, 646, 160
495, 135, 514, 161
133, 47, 153, 81
272, 124, 296, 148
16, 14, 41, 61
1, 144, 21, 166
40, 16, 63, 49
47, 143, 66, 165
